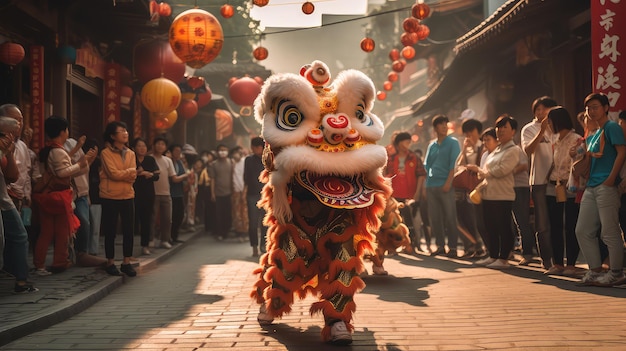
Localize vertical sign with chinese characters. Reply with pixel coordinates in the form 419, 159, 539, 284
592, 0, 624, 112
30, 46, 44, 152
104, 63, 121, 125
133, 91, 142, 139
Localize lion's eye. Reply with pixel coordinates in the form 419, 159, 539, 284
355, 104, 372, 126
275, 99, 303, 131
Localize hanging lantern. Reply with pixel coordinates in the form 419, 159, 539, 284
360, 37, 375, 53
402, 17, 421, 33
389, 49, 400, 61
195, 83, 213, 108
253, 46, 269, 61
158, 2, 172, 17
302, 2, 315, 15
57, 45, 77, 64
412, 3, 431, 20
401, 46, 416, 60
153, 110, 178, 130
377, 91, 386, 101
120, 85, 133, 106
134, 40, 186, 84
387, 71, 398, 82
392, 59, 406, 73
177, 98, 199, 120
215, 108, 234, 140
383, 81, 393, 91
141, 77, 182, 115
416, 24, 431, 41
220, 4, 235, 18
187, 76, 205, 89
0, 42, 25, 66
253, 0, 269, 7
400, 32, 418, 47
229, 76, 262, 109
169, 9, 224, 69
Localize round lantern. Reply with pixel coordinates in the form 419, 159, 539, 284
158, 2, 172, 17
195, 83, 212, 108
220, 4, 234, 18
120, 85, 133, 105
401, 32, 418, 47
383, 81, 393, 91
377, 91, 386, 101
392, 59, 406, 73
57, 45, 77, 64
402, 17, 421, 33
387, 71, 398, 82
389, 49, 400, 61
134, 40, 186, 84
417, 24, 431, 41
215, 108, 234, 140
360, 37, 375, 53
302, 2, 315, 15
153, 110, 178, 130
0, 42, 25, 66
141, 77, 182, 115
169, 9, 224, 69
401, 46, 415, 60
229, 76, 262, 107
412, 3, 431, 20
253, 0, 269, 6
178, 99, 198, 120
253, 46, 269, 61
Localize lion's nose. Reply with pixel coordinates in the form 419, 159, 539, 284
321, 114, 350, 145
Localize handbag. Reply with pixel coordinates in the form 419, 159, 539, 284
571, 152, 591, 179
452, 166, 481, 191
32, 167, 71, 194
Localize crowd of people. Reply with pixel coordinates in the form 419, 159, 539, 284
0, 104, 268, 293
386, 93, 626, 287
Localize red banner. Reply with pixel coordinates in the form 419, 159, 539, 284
591, 0, 625, 112
30, 45, 44, 152
104, 63, 121, 125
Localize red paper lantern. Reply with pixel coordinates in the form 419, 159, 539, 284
401, 32, 418, 47
387, 72, 398, 82
134, 40, 186, 84
169, 9, 224, 69
0, 42, 25, 66
383, 81, 393, 91
253, 46, 269, 61
389, 49, 400, 61
153, 110, 178, 130
253, 0, 269, 6
187, 76, 205, 89
215, 108, 234, 140
416, 24, 431, 41
228, 76, 262, 107
392, 59, 406, 73
195, 83, 213, 108
377, 91, 386, 101
360, 38, 375, 53
402, 17, 421, 33
220, 4, 235, 18
401, 46, 416, 60
178, 98, 199, 120
412, 3, 431, 20
120, 85, 133, 105
158, 2, 172, 17
302, 2, 315, 15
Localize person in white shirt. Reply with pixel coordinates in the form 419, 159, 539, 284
520, 96, 558, 270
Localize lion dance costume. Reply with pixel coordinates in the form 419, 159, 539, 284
250, 61, 392, 345
367, 197, 412, 276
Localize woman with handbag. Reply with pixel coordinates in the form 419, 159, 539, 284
467, 115, 520, 269
33, 116, 95, 275
544, 107, 582, 276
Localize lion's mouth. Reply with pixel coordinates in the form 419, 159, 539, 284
295, 171, 381, 209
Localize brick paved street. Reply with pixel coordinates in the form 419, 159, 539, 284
2, 233, 626, 350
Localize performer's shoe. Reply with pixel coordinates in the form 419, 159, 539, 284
257, 305, 274, 326
329, 321, 352, 345
372, 266, 388, 275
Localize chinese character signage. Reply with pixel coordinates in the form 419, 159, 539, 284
30, 45, 44, 152
104, 63, 121, 125
592, 0, 624, 111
